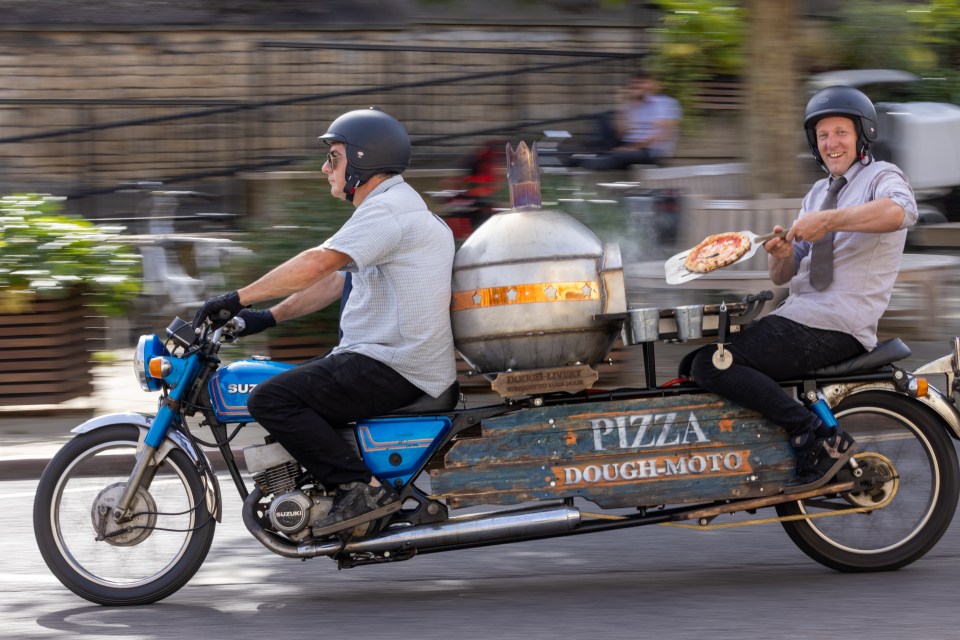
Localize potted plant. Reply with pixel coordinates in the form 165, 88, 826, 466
0, 193, 140, 406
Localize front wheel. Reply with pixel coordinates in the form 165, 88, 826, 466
776, 391, 959, 572
33, 425, 216, 605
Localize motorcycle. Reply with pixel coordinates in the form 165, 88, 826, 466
32, 295, 960, 606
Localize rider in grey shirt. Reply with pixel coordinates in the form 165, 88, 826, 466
687, 86, 917, 494
324, 174, 456, 397
193, 108, 457, 538
772, 159, 917, 349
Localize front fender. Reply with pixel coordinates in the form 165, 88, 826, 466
821, 381, 960, 440
71, 412, 222, 521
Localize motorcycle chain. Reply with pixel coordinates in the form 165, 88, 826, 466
581, 467, 899, 531
654, 492, 896, 530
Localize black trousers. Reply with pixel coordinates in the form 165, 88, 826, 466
687, 315, 865, 440
247, 351, 422, 487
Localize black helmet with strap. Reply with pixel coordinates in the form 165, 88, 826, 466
318, 107, 411, 201
803, 85, 879, 171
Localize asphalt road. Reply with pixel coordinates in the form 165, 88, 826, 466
3, 333, 960, 639
7, 468, 960, 640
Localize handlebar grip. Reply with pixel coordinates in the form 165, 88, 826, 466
746, 290, 774, 303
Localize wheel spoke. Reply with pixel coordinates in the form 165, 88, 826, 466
776, 392, 959, 571
55, 446, 196, 585
34, 425, 216, 605
801, 412, 934, 553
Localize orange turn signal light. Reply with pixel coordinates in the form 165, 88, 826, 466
148, 357, 172, 379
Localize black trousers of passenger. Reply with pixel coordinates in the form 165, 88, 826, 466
687, 315, 865, 440
247, 351, 422, 487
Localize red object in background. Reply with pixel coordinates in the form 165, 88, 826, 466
437, 139, 507, 241
462, 141, 503, 200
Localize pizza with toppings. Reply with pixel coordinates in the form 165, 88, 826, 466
683, 231, 751, 273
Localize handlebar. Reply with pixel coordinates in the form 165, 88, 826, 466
745, 290, 775, 304
695, 290, 773, 317
171, 312, 235, 351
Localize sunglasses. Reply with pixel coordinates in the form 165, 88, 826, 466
326, 151, 343, 168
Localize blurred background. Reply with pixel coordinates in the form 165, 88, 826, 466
3, 0, 960, 406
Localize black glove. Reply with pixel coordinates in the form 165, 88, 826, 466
193, 290, 245, 331
233, 308, 277, 337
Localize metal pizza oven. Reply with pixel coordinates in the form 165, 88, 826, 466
450, 206, 626, 374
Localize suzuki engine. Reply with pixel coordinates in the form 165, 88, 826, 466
244, 441, 333, 540
266, 489, 333, 540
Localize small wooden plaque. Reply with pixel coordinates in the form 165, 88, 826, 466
490, 364, 599, 398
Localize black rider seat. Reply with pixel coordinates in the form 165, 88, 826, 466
810, 337, 911, 377
387, 382, 461, 416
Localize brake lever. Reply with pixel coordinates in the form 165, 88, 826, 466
219, 317, 243, 343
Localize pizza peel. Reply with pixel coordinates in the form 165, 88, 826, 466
664, 229, 784, 285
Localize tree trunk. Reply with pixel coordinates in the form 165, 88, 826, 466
745, 0, 804, 199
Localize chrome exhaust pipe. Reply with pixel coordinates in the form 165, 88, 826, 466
242, 486, 342, 559
343, 504, 582, 555
243, 485, 582, 559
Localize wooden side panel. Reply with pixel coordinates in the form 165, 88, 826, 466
430, 393, 795, 509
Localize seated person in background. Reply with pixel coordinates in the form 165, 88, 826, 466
575, 69, 681, 171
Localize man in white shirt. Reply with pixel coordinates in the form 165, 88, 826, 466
194, 108, 457, 537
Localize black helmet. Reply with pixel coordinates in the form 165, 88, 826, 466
803, 85, 879, 170
318, 107, 411, 200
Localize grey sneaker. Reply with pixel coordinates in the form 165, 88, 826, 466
783, 428, 858, 494
311, 481, 401, 538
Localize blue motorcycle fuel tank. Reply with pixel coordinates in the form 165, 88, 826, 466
209, 358, 295, 423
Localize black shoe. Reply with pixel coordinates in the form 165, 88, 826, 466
783, 429, 858, 494
311, 481, 401, 538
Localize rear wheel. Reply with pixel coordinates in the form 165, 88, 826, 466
776, 392, 959, 572
33, 425, 216, 605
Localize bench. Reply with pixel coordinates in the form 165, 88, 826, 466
632, 162, 751, 199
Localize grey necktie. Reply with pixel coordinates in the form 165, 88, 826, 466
809, 176, 848, 291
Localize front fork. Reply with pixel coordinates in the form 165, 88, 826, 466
114, 354, 205, 522
112, 403, 179, 522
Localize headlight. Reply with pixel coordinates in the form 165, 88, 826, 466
134, 334, 168, 392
